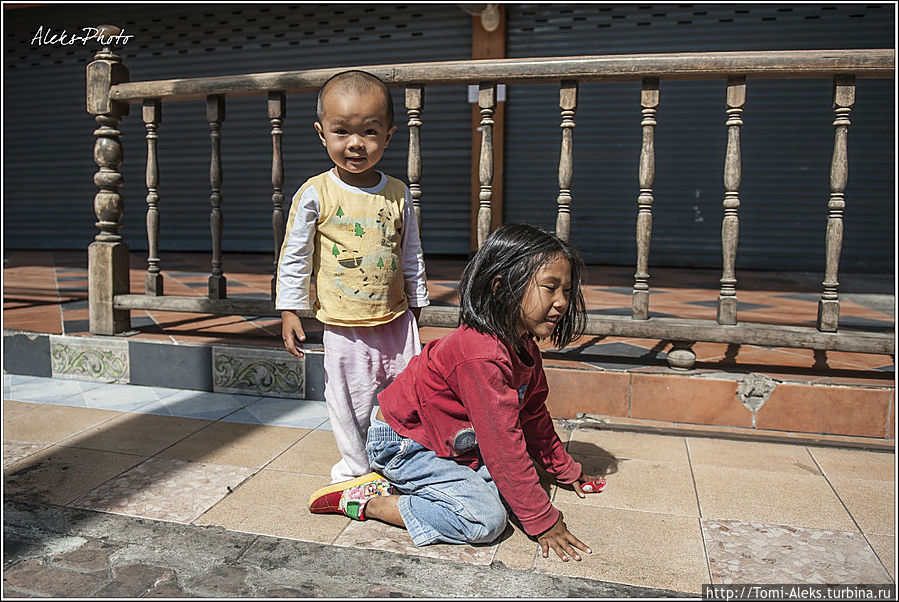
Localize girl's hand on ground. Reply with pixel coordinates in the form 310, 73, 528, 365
280, 311, 306, 358
537, 513, 592, 562
574, 473, 604, 498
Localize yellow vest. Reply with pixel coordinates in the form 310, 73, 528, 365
309, 172, 409, 326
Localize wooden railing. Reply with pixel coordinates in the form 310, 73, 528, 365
85, 25, 895, 368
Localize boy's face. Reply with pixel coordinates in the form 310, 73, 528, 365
314, 88, 396, 188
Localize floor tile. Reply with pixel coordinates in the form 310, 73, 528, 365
703, 518, 891, 584
2, 403, 120, 444
58, 413, 213, 457
334, 519, 499, 565
195, 470, 350, 544
828, 477, 895, 536
555, 458, 700, 517
686, 438, 821, 475
159, 422, 308, 468
71, 456, 255, 523
866, 534, 895, 579
2, 399, 41, 419
223, 397, 329, 429
3, 440, 51, 467
135, 389, 260, 421
808, 447, 895, 482
532, 503, 707, 594
57, 382, 184, 412
4, 445, 145, 505
265, 429, 340, 476
7, 376, 104, 405
568, 429, 689, 466
492, 523, 539, 571
692, 465, 857, 533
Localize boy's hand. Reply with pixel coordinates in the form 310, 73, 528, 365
537, 513, 591, 562
573, 472, 605, 498
281, 310, 306, 358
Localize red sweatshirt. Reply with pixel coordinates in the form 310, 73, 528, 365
377, 325, 583, 536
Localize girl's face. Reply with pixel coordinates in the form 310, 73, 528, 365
517, 255, 572, 340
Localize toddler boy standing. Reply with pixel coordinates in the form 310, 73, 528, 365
276, 70, 429, 483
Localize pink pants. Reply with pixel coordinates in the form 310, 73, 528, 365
322, 309, 422, 482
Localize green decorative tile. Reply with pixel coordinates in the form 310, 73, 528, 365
212, 346, 304, 398
49, 336, 129, 383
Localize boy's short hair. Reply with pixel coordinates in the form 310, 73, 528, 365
316, 70, 395, 126
459, 223, 588, 351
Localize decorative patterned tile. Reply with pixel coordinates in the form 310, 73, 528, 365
3, 440, 51, 467
50, 336, 129, 384
703, 519, 891, 584
222, 397, 329, 429
334, 518, 498, 565
212, 346, 304, 399
71, 456, 255, 523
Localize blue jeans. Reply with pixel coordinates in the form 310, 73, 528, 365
366, 416, 508, 546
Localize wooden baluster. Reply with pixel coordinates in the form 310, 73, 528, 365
556, 80, 578, 243
143, 99, 163, 296
633, 77, 659, 320
476, 82, 496, 248
86, 24, 131, 335
269, 91, 286, 301
406, 85, 424, 230
207, 94, 227, 299
818, 75, 855, 332
717, 76, 746, 325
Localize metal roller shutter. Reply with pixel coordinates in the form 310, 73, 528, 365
4, 4, 472, 255
504, 3, 894, 272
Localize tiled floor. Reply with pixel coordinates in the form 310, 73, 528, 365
3, 373, 894, 594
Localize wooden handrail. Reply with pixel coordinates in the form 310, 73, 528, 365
109, 49, 895, 102
113, 295, 894, 356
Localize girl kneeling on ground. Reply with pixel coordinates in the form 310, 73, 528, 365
309, 223, 602, 562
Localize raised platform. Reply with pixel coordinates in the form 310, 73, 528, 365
3, 250, 894, 448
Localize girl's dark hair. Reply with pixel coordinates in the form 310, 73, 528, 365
459, 223, 587, 351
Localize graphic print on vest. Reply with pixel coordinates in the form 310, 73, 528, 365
329, 203, 400, 301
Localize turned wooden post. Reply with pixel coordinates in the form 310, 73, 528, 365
406, 85, 424, 230
717, 76, 746, 325
207, 94, 227, 299
86, 25, 131, 335
633, 77, 659, 320
476, 82, 496, 248
818, 75, 855, 332
269, 91, 286, 300
143, 98, 163, 296
556, 80, 578, 243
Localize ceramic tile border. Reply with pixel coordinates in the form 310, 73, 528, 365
49, 335, 129, 384
212, 345, 305, 399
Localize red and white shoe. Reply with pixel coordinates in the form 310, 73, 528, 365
307, 472, 392, 520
